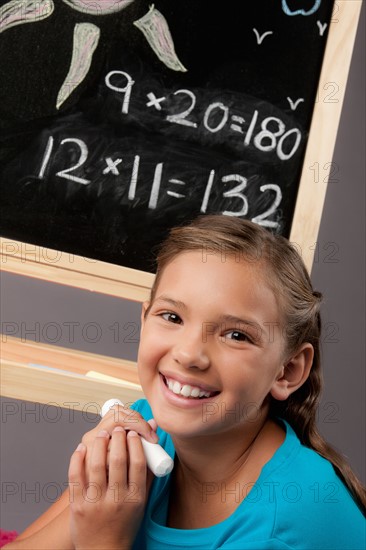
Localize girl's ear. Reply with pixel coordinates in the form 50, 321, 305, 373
140, 301, 150, 330
270, 343, 314, 401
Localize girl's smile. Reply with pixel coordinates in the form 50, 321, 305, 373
159, 372, 221, 408
137, 251, 288, 439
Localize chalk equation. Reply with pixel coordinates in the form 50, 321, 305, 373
37, 135, 282, 229
37, 134, 283, 229
105, 70, 303, 162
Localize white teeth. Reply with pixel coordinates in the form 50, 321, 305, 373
172, 381, 181, 394
165, 376, 214, 399
181, 385, 192, 397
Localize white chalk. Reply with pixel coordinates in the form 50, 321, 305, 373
101, 399, 174, 477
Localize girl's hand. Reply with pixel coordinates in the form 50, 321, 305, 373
68, 426, 153, 550
82, 405, 158, 469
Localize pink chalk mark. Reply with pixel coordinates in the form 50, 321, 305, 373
56, 22, 100, 109
134, 5, 187, 72
61, 0, 134, 15
0, 0, 54, 34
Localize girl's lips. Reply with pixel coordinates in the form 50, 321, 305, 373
160, 372, 219, 394
159, 373, 220, 408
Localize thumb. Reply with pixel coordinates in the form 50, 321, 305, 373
147, 418, 158, 432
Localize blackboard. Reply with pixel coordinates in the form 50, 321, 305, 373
0, 0, 356, 275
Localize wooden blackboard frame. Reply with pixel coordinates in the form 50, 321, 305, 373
0, 1, 363, 407
290, 0, 363, 269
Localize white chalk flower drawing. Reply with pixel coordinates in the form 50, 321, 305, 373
0, 0, 187, 109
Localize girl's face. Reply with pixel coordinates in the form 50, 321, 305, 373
137, 251, 287, 439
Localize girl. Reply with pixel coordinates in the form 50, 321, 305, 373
5, 215, 365, 549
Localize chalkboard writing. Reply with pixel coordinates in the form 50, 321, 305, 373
0, 0, 335, 272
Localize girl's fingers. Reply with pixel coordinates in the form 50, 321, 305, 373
107, 426, 128, 489
103, 406, 159, 443
106, 429, 146, 507
147, 418, 158, 432
126, 431, 147, 502
87, 430, 110, 491
68, 443, 87, 503
71, 428, 149, 514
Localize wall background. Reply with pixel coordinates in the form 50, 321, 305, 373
1, 4, 365, 533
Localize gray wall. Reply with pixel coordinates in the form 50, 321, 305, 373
310, 2, 365, 487
1, 6, 365, 533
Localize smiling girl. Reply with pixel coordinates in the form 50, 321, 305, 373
5, 216, 365, 549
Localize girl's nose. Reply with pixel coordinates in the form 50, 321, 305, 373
172, 330, 210, 370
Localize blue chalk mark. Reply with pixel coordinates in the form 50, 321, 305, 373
282, 0, 321, 16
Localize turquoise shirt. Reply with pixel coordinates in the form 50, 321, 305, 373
131, 399, 365, 550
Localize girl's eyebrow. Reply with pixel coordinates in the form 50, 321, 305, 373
154, 295, 188, 311
218, 314, 267, 339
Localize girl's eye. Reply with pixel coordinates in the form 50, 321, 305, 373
225, 330, 251, 343
161, 312, 182, 324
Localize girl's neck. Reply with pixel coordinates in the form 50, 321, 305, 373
167, 418, 285, 529
171, 416, 270, 483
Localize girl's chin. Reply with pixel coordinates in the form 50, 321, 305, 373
147, 401, 225, 441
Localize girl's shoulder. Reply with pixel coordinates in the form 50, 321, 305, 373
268, 419, 357, 505
262, 419, 365, 547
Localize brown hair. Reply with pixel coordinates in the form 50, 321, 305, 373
149, 214, 366, 514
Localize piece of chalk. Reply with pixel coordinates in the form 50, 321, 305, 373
101, 399, 174, 477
